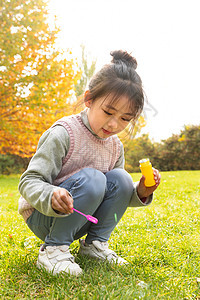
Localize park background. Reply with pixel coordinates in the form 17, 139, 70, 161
0, 0, 200, 174
0, 0, 200, 299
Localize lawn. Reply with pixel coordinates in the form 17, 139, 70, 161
0, 171, 200, 299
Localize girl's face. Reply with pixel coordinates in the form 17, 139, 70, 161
85, 94, 134, 139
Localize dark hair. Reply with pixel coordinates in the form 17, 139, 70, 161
87, 50, 144, 120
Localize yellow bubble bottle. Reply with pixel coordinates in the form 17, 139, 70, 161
139, 158, 156, 187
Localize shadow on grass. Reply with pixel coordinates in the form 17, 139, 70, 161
0, 249, 136, 299
2, 247, 200, 299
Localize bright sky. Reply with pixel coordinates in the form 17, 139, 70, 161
48, 0, 200, 141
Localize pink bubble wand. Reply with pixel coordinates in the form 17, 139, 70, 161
72, 208, 98, 224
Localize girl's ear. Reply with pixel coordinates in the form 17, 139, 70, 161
84, 90, 93, 108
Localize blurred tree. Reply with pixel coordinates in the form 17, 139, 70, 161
179, 125, 200, 169
124, 133, 155, 172
156, 125, 200, 171
75, 45, 96, 98
0, 0, 81, 157
124, 124, 200, 172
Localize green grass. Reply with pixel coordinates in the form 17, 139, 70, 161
0, 171, 200, 299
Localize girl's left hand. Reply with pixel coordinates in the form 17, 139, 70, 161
137, 168, 161, 200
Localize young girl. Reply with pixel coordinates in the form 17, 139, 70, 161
18, 50, 161, 276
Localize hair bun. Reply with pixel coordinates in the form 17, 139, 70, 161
110, 50, 137, 69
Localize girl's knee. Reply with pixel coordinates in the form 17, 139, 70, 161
106, 168, 134, 196
85, 168, 107, 199
76, 168, 107, 200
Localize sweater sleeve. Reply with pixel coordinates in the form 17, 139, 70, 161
18, 126, 70, 217
129, 181, 153, 207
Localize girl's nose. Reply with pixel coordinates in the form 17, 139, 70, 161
107, 117, 118, 129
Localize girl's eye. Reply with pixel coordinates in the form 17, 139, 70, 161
103, 109, 132, 122
122, 117, 132, 122
103, 110, 112, 116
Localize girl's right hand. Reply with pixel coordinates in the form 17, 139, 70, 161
51, 188, 74, 214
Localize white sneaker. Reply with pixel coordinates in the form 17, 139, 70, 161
36, 245, 82, 276
78, 239, 128, 265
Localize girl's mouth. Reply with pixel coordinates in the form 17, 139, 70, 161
102, 128, 112, 135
